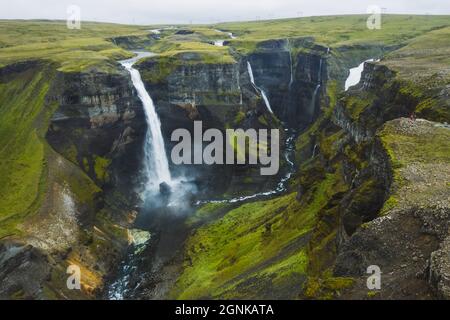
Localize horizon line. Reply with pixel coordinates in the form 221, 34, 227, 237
1, 12, 449, 27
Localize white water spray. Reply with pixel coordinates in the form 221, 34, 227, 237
120, 52, 172, 196
247, 61, 274, 114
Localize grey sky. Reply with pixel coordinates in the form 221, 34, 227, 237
1, 0, 449, 25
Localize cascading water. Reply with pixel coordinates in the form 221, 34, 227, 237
287, 39, 294, 89
247, 61, 274, 114
120, 52, 172, 197
345, 58, 375, 91
311, 143, 319, 159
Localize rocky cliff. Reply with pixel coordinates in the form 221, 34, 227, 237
0, 61, 145, 299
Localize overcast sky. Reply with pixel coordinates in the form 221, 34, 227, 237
1, 0, 448, 25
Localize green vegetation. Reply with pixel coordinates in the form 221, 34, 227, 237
172, 193, 313, 298
379, 119, 450, 214
380, 122, 450, 166
186, 202, 232, 227
148, 41, 235, 64
304, 273, 354, 299
144, 28, 236, 68
341, 93, 377, 121
138, 36, 236, 84
94, 156, 111, 183
216, 15, 450, 53
173, 167, 347, 299
0, 20, 145, 72
0, 15, 449, 299
0, 65, 56, 238
384, 26, 450, 82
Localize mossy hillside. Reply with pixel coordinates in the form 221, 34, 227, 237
336, 61, 448, 138
174, 27, 228, 42
378, 118, 450, 215
380, 120, 450, 168
93, 155, 111, 184
0, 20, 146, 72
0, 64, 57, 238
186, 202, 234, 228
22, 147, 128, 299
394, 80, 450, 123
146, 34, 235, 61
291, 81, 386, 298
303, 271, 354, 299
381, 27, 450, 123
138, 45, 235, 86
137, 27, 237, 83
172, 163, 348, 299
0, 20, 147, 47
340, 92, 378, 122
172, 193, 310, 299
0, 37, 133, 73
216, 15, 450, 53
0, 59, 127, 299
384, 26, 450, 83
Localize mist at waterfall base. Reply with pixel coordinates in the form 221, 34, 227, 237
120, 52, 198, 213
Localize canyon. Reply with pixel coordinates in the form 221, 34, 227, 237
0, 15, 449, 300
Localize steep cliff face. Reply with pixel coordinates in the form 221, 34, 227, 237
247, 38, 328, 127
0, 62, 143, 299
300, 58, 450, 299
335, 118, 450, 299
136, 54, 284, 199
46, 69, 146, 198
164, 38, 449, 300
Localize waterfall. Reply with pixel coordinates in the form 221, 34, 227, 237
214, 29, 237, 39
196, 129, 297, 205
287, 39, 294, 89
345, 58, 375, 91
318, 58, 323, 83
311, 143, 319, 159
309, 84, 321, 116
247, 61, 256, 84
289, 50, 294, 89
309, 58, 323, 117
228, 32, 237, 39
120, 52, 172, 196
247, 61, 274, 114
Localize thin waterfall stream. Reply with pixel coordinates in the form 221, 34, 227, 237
309, 58, 323, 117
247, 61, 274, 114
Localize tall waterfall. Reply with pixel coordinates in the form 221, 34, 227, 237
120, 52, 172, 196
247, 61, 274, 114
